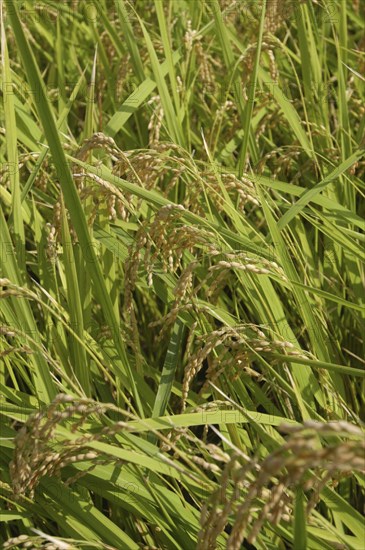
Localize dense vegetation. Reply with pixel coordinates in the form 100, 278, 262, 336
1, 1, 364, 548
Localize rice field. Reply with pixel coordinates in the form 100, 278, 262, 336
0, 1, 364, 548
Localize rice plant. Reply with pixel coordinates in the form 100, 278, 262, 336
0, 1, 364, 548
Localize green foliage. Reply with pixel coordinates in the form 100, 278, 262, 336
0, 1, 364, 548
